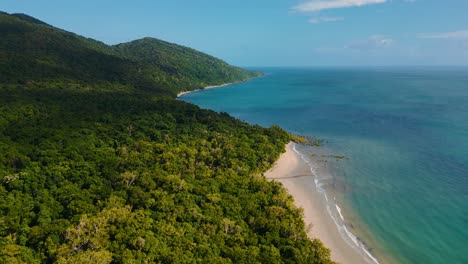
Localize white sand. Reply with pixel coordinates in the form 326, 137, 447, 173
177, 76, 262, 97
265, 142, 369, 264
177, 82, 233, 97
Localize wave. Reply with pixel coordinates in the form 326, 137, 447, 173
292, 144, 380, 264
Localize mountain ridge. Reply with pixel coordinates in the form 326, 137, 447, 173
0, 11, 260, 95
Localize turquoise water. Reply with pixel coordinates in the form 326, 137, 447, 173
180, 67, 468, 264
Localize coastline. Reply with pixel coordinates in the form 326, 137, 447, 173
176, 76, 260, 97
265, 142, 378, 264
177, 82, 233, 97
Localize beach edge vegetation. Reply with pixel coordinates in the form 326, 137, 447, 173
0, 12, 335, 263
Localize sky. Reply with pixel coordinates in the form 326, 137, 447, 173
2, 0, 468, 67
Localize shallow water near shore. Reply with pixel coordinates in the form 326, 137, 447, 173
180, 67, 468, 264
293, 143, 384, 263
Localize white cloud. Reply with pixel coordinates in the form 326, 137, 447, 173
417, 30, 468, 39
346, 35, 394, 50
309, 16, 344, 24
293, 0, 386, 12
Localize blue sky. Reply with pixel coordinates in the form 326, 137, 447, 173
2, 0, 468, 66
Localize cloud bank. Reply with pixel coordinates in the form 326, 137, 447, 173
293, 0, 386, 12
418, 30, 468, 39
346, 35, 394, 50
309, 17, 344, 24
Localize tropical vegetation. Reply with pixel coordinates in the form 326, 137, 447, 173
0, 12, 335, 263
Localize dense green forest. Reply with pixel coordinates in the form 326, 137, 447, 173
0, 12, 260, 95
0, 12, 335, 263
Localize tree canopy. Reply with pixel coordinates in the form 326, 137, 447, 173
0, 12, 335, 263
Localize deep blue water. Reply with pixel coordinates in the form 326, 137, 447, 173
180, 67, 468, 264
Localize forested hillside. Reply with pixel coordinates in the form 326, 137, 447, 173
0, 12, 259, 95
0, 12, 335, 263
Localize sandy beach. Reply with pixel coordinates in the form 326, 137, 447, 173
177, 82, 234, 97
265, 142, 370, 264
177, 76, 262, 97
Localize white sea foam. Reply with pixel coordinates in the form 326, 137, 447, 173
293, 144, 380, 264
336, 204, 345, 221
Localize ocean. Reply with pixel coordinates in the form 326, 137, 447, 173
180, 67, 468, 264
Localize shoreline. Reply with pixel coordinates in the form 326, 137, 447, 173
265, 142, 379, 264
177, 82, 233, 97
176, 76, 260, 97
